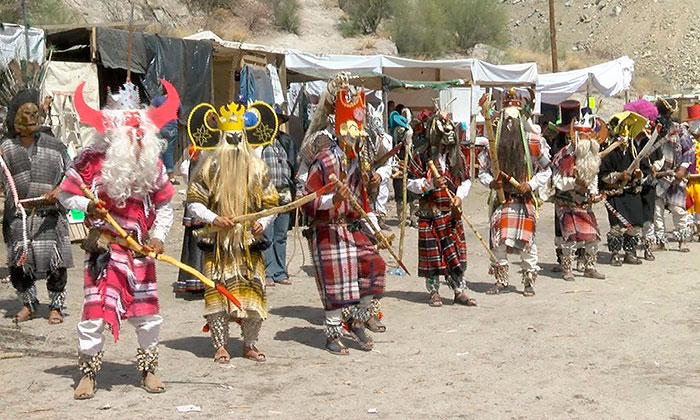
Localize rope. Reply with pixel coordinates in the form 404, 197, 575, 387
0, 154, 28, 265
286, 207, 307, 277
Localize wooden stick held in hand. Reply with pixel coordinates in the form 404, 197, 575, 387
328, 173, 411, 275
427, 161, 499, 265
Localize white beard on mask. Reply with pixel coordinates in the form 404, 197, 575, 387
574, 137, 601, 187
92, 121, 166, 206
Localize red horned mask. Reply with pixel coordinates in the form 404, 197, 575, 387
73, 78, 179, 134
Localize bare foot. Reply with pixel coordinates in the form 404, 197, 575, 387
243, 345, 266, 362
73, 375, 96, 400
140, 372, 165, 393
214, 346, 230, 364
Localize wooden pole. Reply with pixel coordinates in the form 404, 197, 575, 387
21, 0, 30, 64
548, 0, 559, 72
126, 2, 135, 82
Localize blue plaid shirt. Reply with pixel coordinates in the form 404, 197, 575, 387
261, 132, 296, 203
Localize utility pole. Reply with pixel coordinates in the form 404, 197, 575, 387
548, 0, 559, 72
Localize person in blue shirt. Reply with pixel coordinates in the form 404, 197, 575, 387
151, 87, 182, 184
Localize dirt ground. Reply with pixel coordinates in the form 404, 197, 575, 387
0, 184, 699, 420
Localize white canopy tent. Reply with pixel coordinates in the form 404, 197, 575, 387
537, 56, 635, 104
285, 50, 538, 87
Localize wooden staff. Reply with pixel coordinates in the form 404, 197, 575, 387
399, 139, 412, 260
498, 171, 521, 188
480, 96, 506, 204
79, 185, 242, 309
328, 173, 411, 275
427, 161, 499, 265
599, 139, 624, 159
198, 182, 336, 235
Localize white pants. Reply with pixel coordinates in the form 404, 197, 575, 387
561, 240, 598, 256
77, 315, 163, 356
375, 177, 390, 216
642, 221, 654, 239
654, 197, 688, 240
492, 243, 539, 272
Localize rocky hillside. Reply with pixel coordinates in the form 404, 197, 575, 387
46, 0, 700, 92
503, 0, 700, 91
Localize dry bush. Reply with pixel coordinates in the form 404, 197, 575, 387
240, 0, 271, 32
357, 37, 377, 50
267, 0, 301, 34
338, 0, 391, 36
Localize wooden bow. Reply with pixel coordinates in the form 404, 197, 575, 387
78, 184, 241, 310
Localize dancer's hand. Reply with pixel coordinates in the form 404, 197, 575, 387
516, 182, 532, 194
452, 196, 462, 209
675, 167, 688, 181
333, 184, 351, 205
87, 200, 108, 219
212, 216, 235, 229
620, 171, 632, 182
434, 176, 447, 189
146, 238, 164, 255
369, 172, 381, 187
251, 222, 264, 238
489, 179, 502, 190
44, 187, 60, 204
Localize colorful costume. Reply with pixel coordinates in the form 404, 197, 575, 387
59, 80, 178, 398
651, 99, 694, 250
599, 139, 645, 266
1, 88, 73, 321
550, 122, 606, 281
303, 144, 386, 350
185, 99, 280, 360
407, 110, 476, 306
478, 97, 551, 294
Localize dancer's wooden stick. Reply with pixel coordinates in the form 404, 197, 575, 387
79, 185, 242, 309
427, 161, 499, 265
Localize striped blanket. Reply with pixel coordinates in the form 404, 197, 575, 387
60, 147, 173, 341
490, 198, 536, 251
1, 134, 73, 273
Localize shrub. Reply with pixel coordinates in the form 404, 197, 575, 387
390, 0, 507, 55
239, 0, 270, 31
268, 0, 301, 34
0, 0, 82, 25
337, 0, 391, 37
444, 0, 507, 51
390, 0, 454, 56
192, 0, 236, 13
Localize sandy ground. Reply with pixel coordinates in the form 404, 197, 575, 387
0, 183, 699, 420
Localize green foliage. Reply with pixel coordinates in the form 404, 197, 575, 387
390, 0, 508, 55
0, 0, 82, 25
391, 1, 454, 55
337, 0, 391, 37
192, 0, 236, 13
444, 0, 507, 50
268, 0, 301, 34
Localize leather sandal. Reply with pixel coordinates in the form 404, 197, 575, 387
141, 372, 166, 393
325, 338, 349, 355
348, 321, 374, 351
428, 292, 443, 307
73, 376, 96, 400
365, 316, 386, 333
454, 292, 477, 306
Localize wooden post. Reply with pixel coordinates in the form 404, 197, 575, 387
624, 89, 629, 104
548, 0, 558, 72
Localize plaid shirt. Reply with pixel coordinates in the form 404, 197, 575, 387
261, 133, 294, 194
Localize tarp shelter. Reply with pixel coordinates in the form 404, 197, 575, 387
184, 31, 287, 108
46, 27, 213, 114
285, 50, 538, 109
537, 56, 635, 104
0, 23, 45, 64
